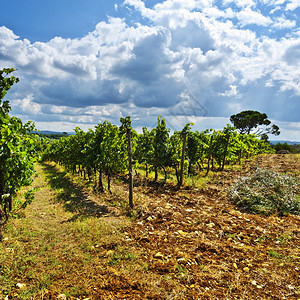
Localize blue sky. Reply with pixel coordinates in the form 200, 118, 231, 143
0, 0, 300, 140
0, 1, 123, 42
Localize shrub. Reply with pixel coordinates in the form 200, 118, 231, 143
229, 168, 300, 216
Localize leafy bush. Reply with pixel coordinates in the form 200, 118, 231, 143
229, 168, 300, 216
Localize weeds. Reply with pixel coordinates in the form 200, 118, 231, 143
229, 168, 300, 216
268, 250, 281, 259
107, 248, 136, 265
276, 233, 292, 245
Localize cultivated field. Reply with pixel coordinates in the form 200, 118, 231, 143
0, 154, 299, 299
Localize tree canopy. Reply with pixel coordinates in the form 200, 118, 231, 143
230, 110, 280, 138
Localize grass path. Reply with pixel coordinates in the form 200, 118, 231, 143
0, 163, 131, 299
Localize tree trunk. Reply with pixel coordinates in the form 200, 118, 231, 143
178, 132, 187, 187
8, 195, 12, 212
87, 168, 92, 182
107, 173, 111, 192
127, 128, 134, 209
0, 168, 4, 222
154, 167, 158, 181
221, 135, 230, 171
98, 169, 104, 192
162, 166, 167, 182
174, 164, 180, 185
197, 161, 202, 172
205, 135, 213, 176
0, 180, 3, 203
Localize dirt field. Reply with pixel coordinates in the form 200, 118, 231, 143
0, 154, 299, 299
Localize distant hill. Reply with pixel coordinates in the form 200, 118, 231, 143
34, 130, 71, 135
32, 130, 74, 140
270, 140, 300, 145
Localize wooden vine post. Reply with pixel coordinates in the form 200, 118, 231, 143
178, 132, 187, 188
205, 134, 213, 176
221, 134, 230, 171
127, 128, 134, 209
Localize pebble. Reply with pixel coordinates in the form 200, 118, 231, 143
177, 257, 187, 264
16, 283, 26, 289
153, 252, 164, 259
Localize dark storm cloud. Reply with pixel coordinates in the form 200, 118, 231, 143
40, 79, 129, 107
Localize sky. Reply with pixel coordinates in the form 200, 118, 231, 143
0, 0, 300, 141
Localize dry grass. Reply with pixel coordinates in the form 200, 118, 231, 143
0, 155, 300, 299
0, 163, 130, 299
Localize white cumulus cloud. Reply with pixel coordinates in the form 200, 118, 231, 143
0, 0, 299, 139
